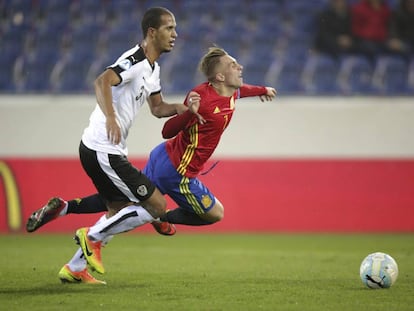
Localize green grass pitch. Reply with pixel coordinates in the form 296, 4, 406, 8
1, 233, 413, 310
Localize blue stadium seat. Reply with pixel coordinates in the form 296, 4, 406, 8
266, 57, 305, 94
284, 38, 312, 62
180, 41, 204, 63
292, 14, 318, 38
213, 0, 247, 19
44, 9, 68, 31
181, 0, 213, 14
243, 64, 268, 86
0, 57, 14, 91
36, 25, 60, 46
43, 0, 71, 11
0, 39, 22, 91
302, 54, 340, 94
372, 56, 410, 95
284, 0, 329, 13
243, 43, 274, 86
53, 53, 93, 93
247, 43, 275, 68
214, 35, 246, 58
169, 58, 199, 94
105, 27, 138, 61
77, 0, 102, 12
4, 0, 32, 15
23, 61, 52, 92
143, 0, 175, 11
337, 55, 375, 94
249, 0, 282, 14
69, 24, 100, 61
106, 0, 139, 14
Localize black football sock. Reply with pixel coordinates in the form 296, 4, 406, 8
161, 207, 213, 226
67, 194, 107, 214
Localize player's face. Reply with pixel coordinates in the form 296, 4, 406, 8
154, 14, 177, 53
221, 55, 243, 89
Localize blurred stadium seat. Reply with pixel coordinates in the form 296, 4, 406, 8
0, 42, 19, 91
337, 55, 376, 94
0, 0, 412, 95
372, 55, 410, 95
302, 54, 341, 94
266, 56, 305, 94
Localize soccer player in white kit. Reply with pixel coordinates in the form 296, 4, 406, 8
27, 7, 194, 284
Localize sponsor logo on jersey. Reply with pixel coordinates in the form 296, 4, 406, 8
135, 86, 145, 101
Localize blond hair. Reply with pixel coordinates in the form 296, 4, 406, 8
199, 46, 228, 82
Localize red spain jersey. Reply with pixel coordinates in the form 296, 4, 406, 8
164, 82, 266, 178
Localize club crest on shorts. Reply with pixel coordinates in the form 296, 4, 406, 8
137, 185, 148, 197
201, 195, 212, 208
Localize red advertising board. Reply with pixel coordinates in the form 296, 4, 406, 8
1, 158, 413, 233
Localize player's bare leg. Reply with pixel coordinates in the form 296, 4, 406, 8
198, 199, 224, 223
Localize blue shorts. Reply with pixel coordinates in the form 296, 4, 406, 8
143, 142, 216, 214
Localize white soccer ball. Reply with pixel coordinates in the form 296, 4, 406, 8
359, 252, 399, 289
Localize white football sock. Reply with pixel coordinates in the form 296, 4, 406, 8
88, 205, 154, 241
67, 248, 86, 272
68, 214, 112, 272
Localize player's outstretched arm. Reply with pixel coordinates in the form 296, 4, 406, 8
147, 92, 187, 118
239, 84, 276, 101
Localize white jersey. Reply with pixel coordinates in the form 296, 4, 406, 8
82, 45, 161, 156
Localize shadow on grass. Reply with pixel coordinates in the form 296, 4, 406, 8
0, 282, 148, 296
232, 276, 367, 292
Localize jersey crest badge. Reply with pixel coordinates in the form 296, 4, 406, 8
119, 59, 132, 70
137, 185, 148, 197
201, 195, 212, 209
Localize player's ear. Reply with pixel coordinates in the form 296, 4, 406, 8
147, 27, 156, 39
216, 73, 225, 82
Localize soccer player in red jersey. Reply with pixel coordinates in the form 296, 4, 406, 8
144, 46, 276, 225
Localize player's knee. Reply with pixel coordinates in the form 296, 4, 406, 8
142, 192, 167, 218
147, 201, 167, 218
208, 201, 224, 223
209, 212, 223, 223
153, 201, 167, 218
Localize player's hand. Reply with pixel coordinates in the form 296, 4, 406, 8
259, 87, 277, 102
106, 116, 122, 145
187, 92, 206, 124
186, 91, 201, 108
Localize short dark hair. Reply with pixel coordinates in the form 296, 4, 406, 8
141, 7, 173, 38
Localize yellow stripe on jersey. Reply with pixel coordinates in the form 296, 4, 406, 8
230, 96, 235, 109
177, 123, 198, 175
179, 176, 204, 214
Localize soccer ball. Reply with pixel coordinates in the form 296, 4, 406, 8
359, 252, 399, 289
